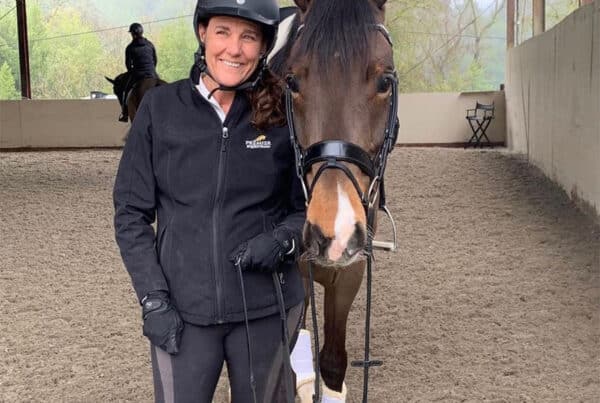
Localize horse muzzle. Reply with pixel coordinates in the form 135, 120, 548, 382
303, 221, 367, 267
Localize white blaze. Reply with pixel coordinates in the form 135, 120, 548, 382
329, 184, 357, 261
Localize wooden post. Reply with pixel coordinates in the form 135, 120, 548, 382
533, 0, 545, 36
507, 0, 515, 48
579, 0, 594, 6
16, 0, 31, 99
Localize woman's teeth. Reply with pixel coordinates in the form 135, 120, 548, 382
222, 60, 241, 68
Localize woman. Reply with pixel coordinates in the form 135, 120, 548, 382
113, 1, 305, 401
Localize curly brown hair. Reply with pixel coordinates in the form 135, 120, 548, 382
247, 68, 286, 130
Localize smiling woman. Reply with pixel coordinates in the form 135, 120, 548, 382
112, 1, 306, 402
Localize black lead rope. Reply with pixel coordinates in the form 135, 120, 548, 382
236, 260, 295, 403
350, 210, 383, 402
235, 261, 258, 403
272, 272, 296, 403
307, 262, 322, 403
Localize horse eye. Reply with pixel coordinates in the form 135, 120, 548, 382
376, 75, 392, 94
286, 75, 300, 93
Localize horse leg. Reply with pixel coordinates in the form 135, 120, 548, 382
291, 271, 318, 402
319, 261, 365, 401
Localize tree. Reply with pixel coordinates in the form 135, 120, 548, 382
0, 4, 20, 89
29, 6, 109, 98
388, 0, 506, 92
154, 21, 196, 83
0, 61, 19, 99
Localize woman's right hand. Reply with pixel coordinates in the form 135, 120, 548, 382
141, 290, 184, 355
229, 227, 296, 273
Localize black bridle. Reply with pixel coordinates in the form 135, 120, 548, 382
285, 23, 399, 403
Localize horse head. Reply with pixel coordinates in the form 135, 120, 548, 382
280, 0, 397, 268
105, 73, 128, 100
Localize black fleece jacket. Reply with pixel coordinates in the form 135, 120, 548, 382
125, 37, 157, 78
113, 66, 305, 325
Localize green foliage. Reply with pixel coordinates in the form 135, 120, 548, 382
0, 0, 586, 99
155, 21, 196, 83
547, 0, 579, 29
29, 5, 107, 98
0, 4, 20, 90
388, 0, 507, 92
0, 61, 19, 99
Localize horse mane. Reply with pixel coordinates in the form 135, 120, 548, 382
295, 0, 378, 76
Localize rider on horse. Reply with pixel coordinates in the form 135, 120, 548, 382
119, 22, 158, 122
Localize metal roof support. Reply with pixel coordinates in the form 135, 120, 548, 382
507, 0, 515, 48
533, 0, 545, 36
16, 0, 31, 99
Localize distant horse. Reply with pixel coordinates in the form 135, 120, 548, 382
272, 0, 399, 401
105, 73, 166, 123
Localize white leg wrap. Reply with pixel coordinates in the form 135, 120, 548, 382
291, 329, 315, 382
322, 382, 347, 403
291, 329, 316, 403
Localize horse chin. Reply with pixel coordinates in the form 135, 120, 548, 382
303, 250, 366, 269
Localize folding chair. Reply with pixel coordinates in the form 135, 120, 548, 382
465, 102, 495, 148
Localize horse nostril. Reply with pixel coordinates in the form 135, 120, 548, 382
304, 222, 332, 257
346, 223, 367, 257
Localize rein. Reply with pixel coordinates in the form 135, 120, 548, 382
285, 23, 399, 403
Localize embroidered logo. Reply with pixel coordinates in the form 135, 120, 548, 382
245, 134, 272, 149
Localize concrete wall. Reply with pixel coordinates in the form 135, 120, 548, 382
1, 92, 506, 149
0, 100, 128, 149
506, 1, 600, 217
398, 91, 506, 146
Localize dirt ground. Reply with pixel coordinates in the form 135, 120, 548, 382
0, 148, 598, 402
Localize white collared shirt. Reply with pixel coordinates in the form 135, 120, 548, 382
196, 76, 226, 123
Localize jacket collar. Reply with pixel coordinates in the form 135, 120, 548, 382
188, 65, 250, 128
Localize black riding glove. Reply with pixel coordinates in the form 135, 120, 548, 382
230, 227, 296, 273
141, 290, 184, 355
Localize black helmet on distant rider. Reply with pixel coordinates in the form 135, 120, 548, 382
129, 22, 144, 36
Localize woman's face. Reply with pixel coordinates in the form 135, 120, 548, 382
199, 16, 266, 89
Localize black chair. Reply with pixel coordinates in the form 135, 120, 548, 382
465, 102, 495, 148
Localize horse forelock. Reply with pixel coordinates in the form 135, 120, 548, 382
294, 0, 379, 76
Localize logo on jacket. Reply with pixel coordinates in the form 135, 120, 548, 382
246, 134, 272, 149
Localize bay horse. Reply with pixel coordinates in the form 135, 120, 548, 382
104, 73, 166, 123
272, 0, 398, 401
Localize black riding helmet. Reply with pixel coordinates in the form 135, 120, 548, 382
193, 0, 280, 94
129, 22, 144, 36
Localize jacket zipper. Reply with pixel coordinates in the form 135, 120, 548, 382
212, 126, 229, 323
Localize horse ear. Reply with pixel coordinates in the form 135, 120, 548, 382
105, 76, 115, 84
294, 0, 310, 13
374, 0, 387, 9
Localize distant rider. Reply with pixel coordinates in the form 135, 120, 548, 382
119, 22, 157, 122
